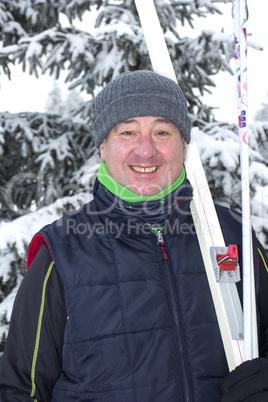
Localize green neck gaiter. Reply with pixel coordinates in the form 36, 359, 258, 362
97, 161, 185, 203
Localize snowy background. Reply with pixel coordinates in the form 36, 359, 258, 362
0, 1, 267, 121
0, 0, 268, 354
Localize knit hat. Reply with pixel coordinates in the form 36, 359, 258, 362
92, 70, 192, 148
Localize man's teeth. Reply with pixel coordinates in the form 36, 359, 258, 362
131, 166, 157, 173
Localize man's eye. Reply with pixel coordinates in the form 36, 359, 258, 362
121, 131, 133, 136
157, 131, 169, 136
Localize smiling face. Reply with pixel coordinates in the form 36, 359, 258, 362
99, 116, 187, 196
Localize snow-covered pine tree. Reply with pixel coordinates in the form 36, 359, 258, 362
255, 93, 268, 123
45, 80, 65, 116
0, 0, 268, 354
45, 82, 86, 119
254, 95, 268, 159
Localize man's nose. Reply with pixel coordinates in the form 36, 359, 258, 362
134, 134, 157, 159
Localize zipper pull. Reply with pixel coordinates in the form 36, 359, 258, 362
156, 230, 168, 260
156, 230, 164, 244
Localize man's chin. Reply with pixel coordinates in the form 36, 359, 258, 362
126, 183, 164, 196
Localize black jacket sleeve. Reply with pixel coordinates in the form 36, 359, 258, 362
257, 240, 268, 358
219, 242, 268, 401
0, 243, 67, 401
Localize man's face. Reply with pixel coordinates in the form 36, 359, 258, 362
100, 116, 187, 196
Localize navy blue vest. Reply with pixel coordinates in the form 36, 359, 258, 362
31, 180, 260, 401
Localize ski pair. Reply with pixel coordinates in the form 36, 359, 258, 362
134, 0, 257, 370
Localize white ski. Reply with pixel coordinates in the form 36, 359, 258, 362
134, 0, 257, 371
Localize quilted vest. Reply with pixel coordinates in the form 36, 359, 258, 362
29, 180, 260, 402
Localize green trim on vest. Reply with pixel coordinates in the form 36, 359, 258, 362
31, 260, 55, 398
97, 161, 185, 203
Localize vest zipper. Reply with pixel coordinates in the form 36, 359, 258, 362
156, 230, 192, 402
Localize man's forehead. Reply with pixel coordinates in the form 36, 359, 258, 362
115, 117, 173, 127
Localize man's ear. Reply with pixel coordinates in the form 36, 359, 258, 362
99, 142, 106, 162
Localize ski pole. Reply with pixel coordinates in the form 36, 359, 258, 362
134, 0, 244, 371
232, 0, 258, 361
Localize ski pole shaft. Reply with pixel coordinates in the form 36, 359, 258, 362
232, 0, 258, 361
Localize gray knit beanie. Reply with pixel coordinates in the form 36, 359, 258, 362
93, 70, 192, 148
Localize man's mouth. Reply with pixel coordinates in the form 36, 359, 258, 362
131, 166, 158, 173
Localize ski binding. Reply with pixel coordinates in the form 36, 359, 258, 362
210, 245, 241, 283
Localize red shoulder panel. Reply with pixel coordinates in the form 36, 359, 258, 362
27, 233, 52, 269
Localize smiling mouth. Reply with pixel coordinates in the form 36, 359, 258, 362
131, 166, 158, 173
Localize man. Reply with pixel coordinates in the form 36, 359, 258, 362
1, 70, 268, 401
